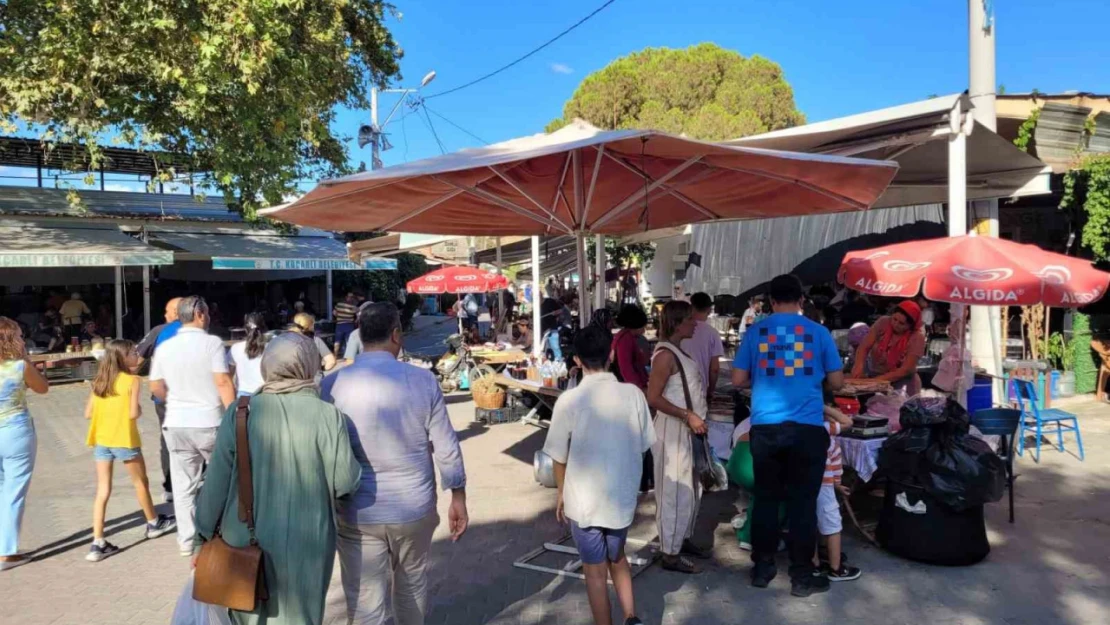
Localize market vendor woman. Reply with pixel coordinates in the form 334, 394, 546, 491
849, 300, 926, 394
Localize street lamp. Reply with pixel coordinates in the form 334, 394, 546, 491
359, 71, 437, 170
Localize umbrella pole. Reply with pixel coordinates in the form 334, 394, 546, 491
595, 235, 606, 312
532, 236, 542, 358
576, 232, 589, 322
496, 237, 504, 336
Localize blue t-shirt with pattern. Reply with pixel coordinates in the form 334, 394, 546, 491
734, 313, 841, 427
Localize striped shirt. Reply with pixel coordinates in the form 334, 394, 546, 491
334, 301, 358, 324
824, 421, 843, 485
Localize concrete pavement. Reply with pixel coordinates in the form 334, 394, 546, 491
2, 381, 1108, 625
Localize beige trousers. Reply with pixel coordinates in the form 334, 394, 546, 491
653, 414, 701, 555
336, 513, 439, 625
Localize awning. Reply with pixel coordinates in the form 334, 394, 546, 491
147, 229, 396, 271
0, 220, 172, 267
727, 94, 1052, 207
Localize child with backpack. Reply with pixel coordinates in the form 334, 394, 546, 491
84, 339, 176, 562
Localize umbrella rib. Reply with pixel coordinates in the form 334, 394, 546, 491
551, 153, 572, 215
591, 155, 703, 230
288, 177, 411, 210
378, 188, 468, 232
433, 176, 568, 233
488, 166, 575, 234
712, 163, 869, 210
607, 155, 721, 220
584, 145, 605, 223
572, 149, 584, 228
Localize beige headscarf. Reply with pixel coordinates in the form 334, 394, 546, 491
259, 332, 320, 395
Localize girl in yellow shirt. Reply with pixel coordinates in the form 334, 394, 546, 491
84, 339, 176, 562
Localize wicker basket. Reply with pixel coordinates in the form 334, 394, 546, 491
473, 387, 506, 410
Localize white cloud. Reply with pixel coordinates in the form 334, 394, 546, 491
549, 63, 574, 75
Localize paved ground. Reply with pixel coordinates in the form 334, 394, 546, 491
2, 373, 1108, 624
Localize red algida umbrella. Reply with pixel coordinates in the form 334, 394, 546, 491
838, 234, 1110, 307
406, 265, 509, 295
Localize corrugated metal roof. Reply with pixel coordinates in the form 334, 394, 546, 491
1034, 103, 1091, 163
0, 186, 240, 222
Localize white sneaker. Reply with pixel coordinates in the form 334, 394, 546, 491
180, 547, 194, 557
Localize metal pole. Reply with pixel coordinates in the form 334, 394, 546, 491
114, 266, 124, 339
531, 236, 542, 357
968, 0, 1003, 388
575, 233, 589, 322
371, 87, 381, 171
594, 235, 605, 311
142, 266, 151, 334
326, 269, 334, 321
496, 237, 504, 335
141, 230, 151, 334
947, 102, 967, 238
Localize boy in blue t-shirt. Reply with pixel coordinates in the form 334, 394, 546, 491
732, 274, 844, 598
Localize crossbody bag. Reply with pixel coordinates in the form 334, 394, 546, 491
655, 343, 718, 490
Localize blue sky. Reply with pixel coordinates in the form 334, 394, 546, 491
2, 0, 1106, 194
338, 0, 1110, 173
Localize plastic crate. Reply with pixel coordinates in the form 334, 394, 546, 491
476, 405, 527, 424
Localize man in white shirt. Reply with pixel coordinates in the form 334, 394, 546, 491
543, 326, 655, 625
150, 295, 235, 556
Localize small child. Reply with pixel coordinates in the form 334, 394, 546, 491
819, 406, 861, 581
84, 339, 175, 562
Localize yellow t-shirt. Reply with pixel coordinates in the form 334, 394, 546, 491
86, 373, 142, 449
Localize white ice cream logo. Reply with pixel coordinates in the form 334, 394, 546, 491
1033, 265, 1072, 285
456, 275, 477, 282
951, 266, 1013, 283
882, 260, 931, 272
854, 277, 906, 294
426, 275, 445, 282
1060, 286, 1102, 305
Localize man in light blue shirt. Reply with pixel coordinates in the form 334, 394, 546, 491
322, 302, 467, 625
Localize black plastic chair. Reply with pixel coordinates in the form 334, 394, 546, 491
971, 408, 1022, 523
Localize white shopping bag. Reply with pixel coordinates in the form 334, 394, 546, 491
171, 572, 234, 625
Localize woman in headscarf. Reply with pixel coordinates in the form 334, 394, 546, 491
849, 300, 926, 394
193, 332, 362, 625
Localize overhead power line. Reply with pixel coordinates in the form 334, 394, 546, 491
419, 104, 447, 155
423, 104, 490, 145
424, 0, 618, 100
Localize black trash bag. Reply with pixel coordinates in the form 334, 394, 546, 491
880, 396, 1004, 511
899, 395, 968, 430
923, 434, 1006, 511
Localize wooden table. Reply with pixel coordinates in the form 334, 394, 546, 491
472, 349, 529, 366
493, 374, 563, 428
29, 351, 98, 384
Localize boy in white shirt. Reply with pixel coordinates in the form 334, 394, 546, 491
543, 326, 655, 625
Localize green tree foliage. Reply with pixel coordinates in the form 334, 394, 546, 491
586, 236, 654, 271
1060, 154, 1110, 261
546, 43, 804, 140
0, 0, 401, 217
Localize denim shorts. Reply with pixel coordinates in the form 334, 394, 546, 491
570, 521, 629, 565
93, 445, 141, 462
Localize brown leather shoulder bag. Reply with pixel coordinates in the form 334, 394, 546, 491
193, 396, 269, 611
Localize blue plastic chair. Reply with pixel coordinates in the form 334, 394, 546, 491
1011, 378, 1084, 462
971, 408, 1021, 523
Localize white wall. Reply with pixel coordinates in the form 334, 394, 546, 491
642, 235, 688, 302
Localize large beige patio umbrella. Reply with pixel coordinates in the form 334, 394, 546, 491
265, 120, 899, 351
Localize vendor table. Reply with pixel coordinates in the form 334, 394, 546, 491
838, 436, 887, 483
493, 374, 563, 428
29, 351, 99, 384
471, 349, 529, 367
